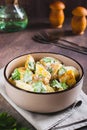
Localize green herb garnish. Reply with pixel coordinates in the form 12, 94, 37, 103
12, 69, 20, 80
60, 82, 68, 90
32, 81, 46, 93
50, 80, 68, 90
28, 62, 35, 71
38, 74, 44, 78
50, 80, 62, 88
0, 112, 30, 130
42, 57, 55, 63
58, 66, 66, 76
23, 69, 32, 83
47, 67, 53, 73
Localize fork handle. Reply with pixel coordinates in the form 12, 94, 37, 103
75, 124, 87, 130
53, 42, 87, 55
51, 119, 87, 130
59, 39, 87, 51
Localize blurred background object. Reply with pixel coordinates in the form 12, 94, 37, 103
0, 0, 87, 30
71, 6, 87, 35
0, 0, 87, 23
0, 0, 28, 32
49, 1, 65, 28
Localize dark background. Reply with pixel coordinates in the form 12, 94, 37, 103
0, 0, 87, 20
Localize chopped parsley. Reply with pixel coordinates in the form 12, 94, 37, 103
38, 74, 44, 78
23, 69, 32, 83
58, 66, 66, 76
11, 69, 20, 80
47, 67, 53, 73
60, 82, 68, 90
28, 62, 35, 71
32, 81, 46, 93
50, 79, 68, 90
50, 80, 62, 88
0, 112, 30, 130
42, 57, 56, 63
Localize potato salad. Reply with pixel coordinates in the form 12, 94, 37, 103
9, 55, 80, 93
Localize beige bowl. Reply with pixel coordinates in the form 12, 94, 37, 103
4, 52, 84, 113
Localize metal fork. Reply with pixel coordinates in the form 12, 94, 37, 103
38, 31, 87, 52
32, 33, 87, 55
51, 119, 87, 130
32, 35, 87, 55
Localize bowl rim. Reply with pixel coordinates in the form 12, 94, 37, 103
4, 52, 84, 95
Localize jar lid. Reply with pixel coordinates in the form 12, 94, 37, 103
50, 1, 65, 10
72, 6, 87, 16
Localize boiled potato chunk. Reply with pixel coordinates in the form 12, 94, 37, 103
35, 63, 51, 84
25, 55, 35, 71
59, 70, 76, 87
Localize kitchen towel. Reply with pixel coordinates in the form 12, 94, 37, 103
0, 68, 87, 130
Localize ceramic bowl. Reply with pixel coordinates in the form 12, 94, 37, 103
4, 52, 84, 113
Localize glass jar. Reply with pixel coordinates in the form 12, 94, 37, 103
0, 0, 28, 32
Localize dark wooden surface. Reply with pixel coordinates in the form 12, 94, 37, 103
0, 18, 87, 129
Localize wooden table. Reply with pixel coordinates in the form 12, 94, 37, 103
0, 19, 87, 129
